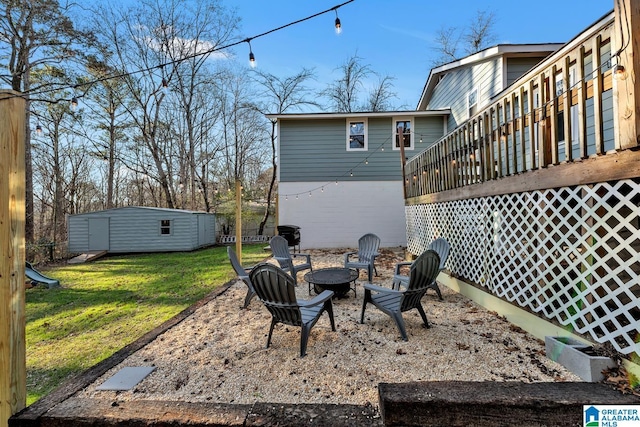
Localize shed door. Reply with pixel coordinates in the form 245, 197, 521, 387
88, 218, 109, 251
197, 215, 208, 246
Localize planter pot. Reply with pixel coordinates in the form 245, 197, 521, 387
545, 336, 616, 382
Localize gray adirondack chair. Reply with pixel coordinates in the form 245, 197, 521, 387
249, 263, 336, 357
270, 235, 312, 286
393, 237, 450, 300
343, 233, 380, 282
227, 246, 256, 309
360, 249, 440, 341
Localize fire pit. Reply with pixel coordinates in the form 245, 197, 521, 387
304, 267, 359, 298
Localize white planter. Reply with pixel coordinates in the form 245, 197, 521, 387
545, 336, 616, 382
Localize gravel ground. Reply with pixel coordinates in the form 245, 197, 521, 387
78, 247, 581, 409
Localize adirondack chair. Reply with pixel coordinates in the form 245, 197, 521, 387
393, 237, 450, 300
270, 235, 312, 286
343, 233, 380, 282
227, 246, 256, 309
249, 263, 336, 357
360, 249, 440, 341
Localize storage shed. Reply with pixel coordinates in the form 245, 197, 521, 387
67, 207, 216, 254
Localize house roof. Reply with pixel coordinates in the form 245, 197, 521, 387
416, 43, 564, 111
265, 109, 450, 121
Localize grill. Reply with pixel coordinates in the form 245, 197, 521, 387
277, 225, 301, 252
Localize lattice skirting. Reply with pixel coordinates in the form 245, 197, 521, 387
406, 178, 640, 356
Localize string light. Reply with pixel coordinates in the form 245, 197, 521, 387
247, 39, 256, 68
333, 9, 342, 34
71, 97, 78, 109
35, 124, 42, 134
4, 1, 355, 103
162, 77, 168, 88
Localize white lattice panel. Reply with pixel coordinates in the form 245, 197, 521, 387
406, 179, 640, 356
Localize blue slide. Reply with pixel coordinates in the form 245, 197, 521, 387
25, 262, 60, 288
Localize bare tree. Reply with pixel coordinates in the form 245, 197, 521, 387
0, 0, 93, 242
321, 52, 397, 112
463, 9, 497, 55
321, 53, 371, 113
431, 9, 498, 67
251, 67, 319, 235
364, 75, 396, 112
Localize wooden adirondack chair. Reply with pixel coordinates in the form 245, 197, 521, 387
249, 263, 336, 357
360, 249, 440, 341
343, 233, 380, 282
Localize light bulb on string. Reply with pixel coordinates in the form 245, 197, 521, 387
321, 187, 324, 192
247, 39, 256, 68
35, 124, 42, 134
349, 170, 353, 177
309, 192, 312, 197
296, 194, 299, 200
334, 9, 342, 34
71, 97, 78, 110
365, 159, 368, 165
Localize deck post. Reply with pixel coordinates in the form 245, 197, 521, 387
613, 0, 640, 150
235, 179, 242, 263
0, 91, 26, 427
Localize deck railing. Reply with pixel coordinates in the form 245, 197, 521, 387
405, 12, 621, 199
404, 7, 640, 358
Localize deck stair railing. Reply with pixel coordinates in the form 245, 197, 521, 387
404, 6, 640, 358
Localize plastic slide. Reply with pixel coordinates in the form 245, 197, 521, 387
25, 262, 60, 288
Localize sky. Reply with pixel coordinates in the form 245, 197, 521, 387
229, 0, 613, 110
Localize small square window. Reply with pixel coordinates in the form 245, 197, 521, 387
393, 118, 413, 150
347, 119, 367, 151
160, 219, 171, 235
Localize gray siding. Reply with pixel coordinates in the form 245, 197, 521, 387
505, 57, 548, 86
279, 116, 445, 182
426, 58, 502, 130
67, 207, 216, 253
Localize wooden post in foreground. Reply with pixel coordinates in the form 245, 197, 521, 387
0, 91, 26, 427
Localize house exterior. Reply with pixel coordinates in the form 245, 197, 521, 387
67, 206, 216, 254
266, 110, 449, 249
269, 45, 563, 250
404, 6, 640, 363
417, 44, 563, 129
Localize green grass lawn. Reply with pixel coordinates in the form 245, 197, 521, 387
25, 244, 267, 406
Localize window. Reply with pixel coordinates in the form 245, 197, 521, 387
160, 219, 172, 235
347, 119, 367, 150
467, 88, 478, 118
393, 118, 413, 150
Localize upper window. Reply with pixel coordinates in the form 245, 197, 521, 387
467, 88, 478, 118
347, 119, 367, 151
160, 219, 172, 235
393, 118, 413, 150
